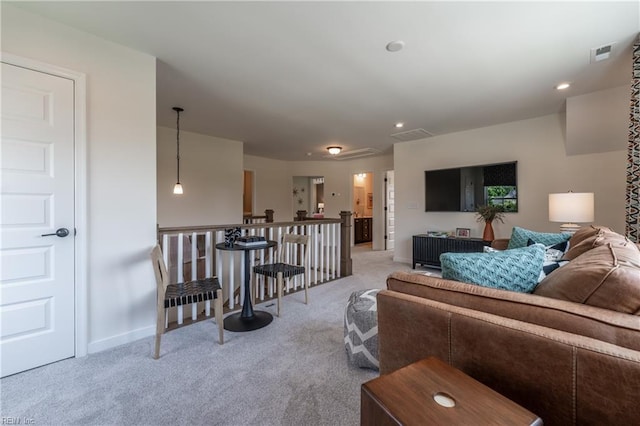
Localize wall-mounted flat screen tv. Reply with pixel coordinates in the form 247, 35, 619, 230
425, 161, 517, 212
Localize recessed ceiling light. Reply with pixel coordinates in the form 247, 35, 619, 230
556, 82, 571, 90
395, 122, 404, 128
386, 40, 405, 52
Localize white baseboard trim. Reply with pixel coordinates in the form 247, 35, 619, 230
87, 325, 155, 354
394, 256, 412, 265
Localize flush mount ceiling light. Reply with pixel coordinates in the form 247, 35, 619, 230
395, 122, 404, 128
327, 146, 342, 155
386, 40, 405, 52
172, 106, 184, 195
556, 82, 571, 90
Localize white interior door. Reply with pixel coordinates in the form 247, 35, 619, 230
1, 62, 76, 377
385, 170, 395, 250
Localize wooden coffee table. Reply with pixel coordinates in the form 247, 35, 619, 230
361, 357, 542, 425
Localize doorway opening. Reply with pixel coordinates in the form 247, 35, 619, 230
353, 172, 373, 251
292, 176, 324, 219
243, 170, 254, 217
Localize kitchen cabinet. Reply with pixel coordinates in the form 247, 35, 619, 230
354, 217, 372, 244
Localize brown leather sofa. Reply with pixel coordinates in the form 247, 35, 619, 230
378, 226, 640, 425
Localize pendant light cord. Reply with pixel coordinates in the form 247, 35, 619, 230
176, 109, 180, 183
174, 107, 183, 183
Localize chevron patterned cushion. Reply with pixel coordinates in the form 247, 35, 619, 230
344, 289, 380, 370
441, 244, 546, 293
507, 226, 571, 249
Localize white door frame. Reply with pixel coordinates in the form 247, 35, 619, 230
2, 52, 88, 357
384, 170, 395, 251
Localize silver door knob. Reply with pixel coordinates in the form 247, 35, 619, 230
41, 228, 70, 238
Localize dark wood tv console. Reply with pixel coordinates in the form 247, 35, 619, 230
412, 234, 490, 269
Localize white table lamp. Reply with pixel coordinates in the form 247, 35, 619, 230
548, 192, 594, 234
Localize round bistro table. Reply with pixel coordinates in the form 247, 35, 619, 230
215, 240, 277, 332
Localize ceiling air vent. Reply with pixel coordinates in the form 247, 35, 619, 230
590, 43, 616, 63
390, 128, 434, 142
324, 147, 381, 160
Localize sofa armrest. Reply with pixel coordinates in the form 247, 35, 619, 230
386, 271, 640, 351
377, 289, 640, 425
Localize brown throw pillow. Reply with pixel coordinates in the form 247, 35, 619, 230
534, 243, 640, 315
568, 225, 612, 247
563, 226, 626, 261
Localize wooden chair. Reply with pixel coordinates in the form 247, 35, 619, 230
151, 245, 223, 359
253, 234, 309, 317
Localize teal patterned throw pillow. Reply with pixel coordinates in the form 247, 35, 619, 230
507, 226, 571, 250
440, 244, 546, 293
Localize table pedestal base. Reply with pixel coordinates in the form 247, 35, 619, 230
224, 311, 273, 332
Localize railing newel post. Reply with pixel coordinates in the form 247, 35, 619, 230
265, 209, 274, 223
339, 211, 353, 277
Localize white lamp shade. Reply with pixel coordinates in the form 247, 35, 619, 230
173, 182, 183, 195
548, 192, 594, 223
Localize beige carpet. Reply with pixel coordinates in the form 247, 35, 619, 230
1, 249, 412, 426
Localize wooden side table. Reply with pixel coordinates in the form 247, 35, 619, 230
361, 357, 542, 425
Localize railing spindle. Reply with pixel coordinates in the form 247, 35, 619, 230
331, 223, 336, 280
205, 232, 212, 277
320, 224, 325, 282
336, 224, 341, 278
313, 224, 319, 285
191, 232, 198, 279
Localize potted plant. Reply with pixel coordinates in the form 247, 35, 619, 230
475, 204, 505, 242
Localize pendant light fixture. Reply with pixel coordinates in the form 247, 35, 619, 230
172, 107, 184, 195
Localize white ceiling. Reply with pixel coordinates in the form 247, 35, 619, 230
14, 1, 639, 161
